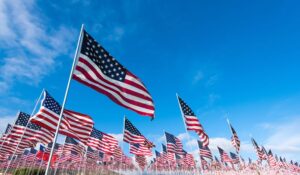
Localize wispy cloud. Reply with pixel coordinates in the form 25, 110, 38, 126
192, 71, 204, 84
0, 0, 75, 93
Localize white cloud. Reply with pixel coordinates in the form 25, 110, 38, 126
0, 0, 75, 92
0, 115, 16, 133
262, 117, 300, 161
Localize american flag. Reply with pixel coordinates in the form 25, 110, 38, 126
229, 123, 240, 153
123, 118, 152, 147
230, 152, 239, 164
177, 96, 209, 146
4, 124, 12, 135
261, 146, 268, 160
72, 29, 155, 117
30, 90, 94, 144
165, 132, 184, 155
87, 127, 117, 154
251, 138, 264, 160
217, 147, 232, 163
135, 155, 147, 170
64, 137, 85, 156
267, 150, 277, 167
197, 140, 212, 160
129, 143, 152, 156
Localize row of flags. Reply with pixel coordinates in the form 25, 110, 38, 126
0, 26, 299, 174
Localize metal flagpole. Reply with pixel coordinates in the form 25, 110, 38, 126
120, 115, 126, 173
4, 89, 44, 175
175, 93, 202, 175
44, 24, 84, 175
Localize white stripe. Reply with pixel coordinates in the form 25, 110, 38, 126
75, 61, 153, 106
79, 54, 152, 99
73, 69, 154, 114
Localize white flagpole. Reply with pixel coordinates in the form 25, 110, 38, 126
44, 24, 84, 175
120, 116, 126, 173
175, 93, 202, 175
4, 89, 44, 175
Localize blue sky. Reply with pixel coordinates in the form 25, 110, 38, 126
1, 0, 300, 162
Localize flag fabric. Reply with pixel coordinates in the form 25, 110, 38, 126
268, 150, 277, 167
177, 96, 209, 146
165, 132, 184, 155
229, 123, 240, 153
129, 143, 152, 156
251, 138, 264, 160
230, 152, 239, 164
64, 137, 85, 155
72, 29, 155, 117
87, 127, 118, 154
218, 147, 231, 163
4, 124, 12, 135
123, 118, 153, 148
30, 90, 94, 144
197, 140, 212, 160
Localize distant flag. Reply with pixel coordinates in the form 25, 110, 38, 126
261, 146, 268, 160
197, 140, 212, 160
268, 150, 277, 167
64, 137, 85, 155
129, 143, 152, 156
87, 127, 116, 154
4, 124, 12, 135
72, 29, 155, 117
30, 90, 94, 144
123, 118, 154, 148
230, 152, 239, 164
165, 132, 184, 155
217, 147, 232, 163
228, 121, 240, 153
251, 138, 263, 160
177, 96, 209, 146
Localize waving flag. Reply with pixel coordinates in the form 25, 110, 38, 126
217, 147, 231, 163
165, 132, 184, 155
87, 128, 117, 154
230, 152, 239, 164
268, 150, 277, 167
64, 137, 85, 155
228, 122, 240, 153
251, 138, 264, 160
177, 96, 209, 146
72, 29, 155, 117
30, 90, 94, 144
130, 143, 152, 156
123, 118, 154, 148
197, 140, 212, 160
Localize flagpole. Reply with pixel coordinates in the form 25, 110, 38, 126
44, 24, 84, 175
120, 115, 126, 173
4, 89, 44, 175
175, 93, 202, 175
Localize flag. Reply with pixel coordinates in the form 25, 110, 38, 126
165, 132, 184, 155
64, 137, 85, 155
229, 123, 240, 153
230, 152, 239, 164
268, 150, 277, 167
251, 138, 264, 160
217, 147, 231, 163
87, 127, 118, 154
197, 140, 212, 160
177, 96, 209, 146
129, 143, 152, 156
73, 29, 155, 117
30, 90, 94, 144
123, 118, 153, 148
